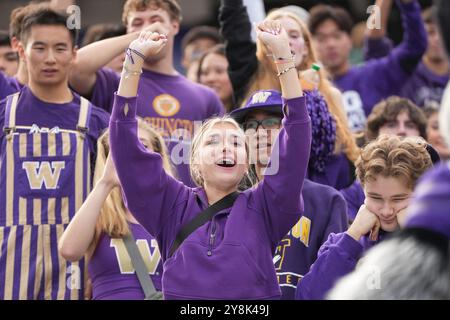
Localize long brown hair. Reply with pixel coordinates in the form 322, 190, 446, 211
248, 9, 359, 162
88, 119, 174, 254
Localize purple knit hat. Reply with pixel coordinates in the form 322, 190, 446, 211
405, 162, 450, 239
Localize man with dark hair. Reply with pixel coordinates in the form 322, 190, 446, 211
0, 31, 19, 77
0, 7, 109, 300
181, 25, 222, 81
308, 0, 427, 133
70, 0, 224, 187
0, 3, 49, 101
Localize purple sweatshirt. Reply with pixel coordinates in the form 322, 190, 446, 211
109, 93, 311, 300
295, 230, 389, 300
307, 152, 355, 190
335, 0, 427, 132
89, 223, 163, 300
276, 179, 348, 300
364, 32, 449, 109
89, 67, 224, 187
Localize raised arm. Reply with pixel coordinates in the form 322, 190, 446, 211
109, 30, 187, 237
219, 0, 259, 106
362, 0, 427, 97
252, 21, 311, 245
58, 155, 118, 262
364, 0, 395, 60
69, 32, 138, 96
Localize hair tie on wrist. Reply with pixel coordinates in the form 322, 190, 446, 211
125, 47, 146, 65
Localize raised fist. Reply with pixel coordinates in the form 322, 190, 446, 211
128, 29, 168, 61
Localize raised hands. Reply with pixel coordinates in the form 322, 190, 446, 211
254, 20, 291, 59
126, 30, 168, 68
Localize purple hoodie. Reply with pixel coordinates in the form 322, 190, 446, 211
276, 179, 348, 300
109, 93, 311, 299
295, 230, 389, 300
335, 0, 427, 132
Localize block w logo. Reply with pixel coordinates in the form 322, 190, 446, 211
251, 91, 272, 104
22, 161, 66, 189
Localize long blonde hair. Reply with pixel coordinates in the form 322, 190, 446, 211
89, 119, 174, 253
249, 9, 359, 162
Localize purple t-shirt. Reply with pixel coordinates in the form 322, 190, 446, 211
89, 223, 163, 300
334, 0, 427, 132
0, 86, 109, 152
0, 72, 23, 101
91, 67, 225, 186
275, 179, 348, 300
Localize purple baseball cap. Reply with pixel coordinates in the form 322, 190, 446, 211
230, 90, 284, 124
405, 162, 450, 239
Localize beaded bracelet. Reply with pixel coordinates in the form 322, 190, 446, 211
277, 65, 296, 77
122, 64, 143, 79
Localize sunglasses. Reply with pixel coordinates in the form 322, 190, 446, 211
242, 117, 282, 131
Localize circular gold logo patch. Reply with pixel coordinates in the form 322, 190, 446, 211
153, 94, 180, 117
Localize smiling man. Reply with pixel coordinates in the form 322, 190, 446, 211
0, 7, 109, 300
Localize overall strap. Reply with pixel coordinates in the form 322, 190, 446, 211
3, 92, 20, 135
76, 97, 91, 134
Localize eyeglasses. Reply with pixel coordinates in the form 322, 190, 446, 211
242, 117, 282, 131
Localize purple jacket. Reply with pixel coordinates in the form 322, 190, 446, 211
335, 0, 427, 132
109, 93, 311, 299
295, 230, 389, 300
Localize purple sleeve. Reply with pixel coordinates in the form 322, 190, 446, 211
109, 93, 188, 238
360, 0, 427, 98
340, 181, 365, 222
363, 37, 394, 61
321, 193, 349, 245
252, 96, 311, 246
0, 72, 16, 101
295, 232, 363, 300
91, 68, 120, 113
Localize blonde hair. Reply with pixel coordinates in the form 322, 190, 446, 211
189, 116, 255, 189
89, 119, 174, 253
356, 135, 432, 189
249, 9, 359, 163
